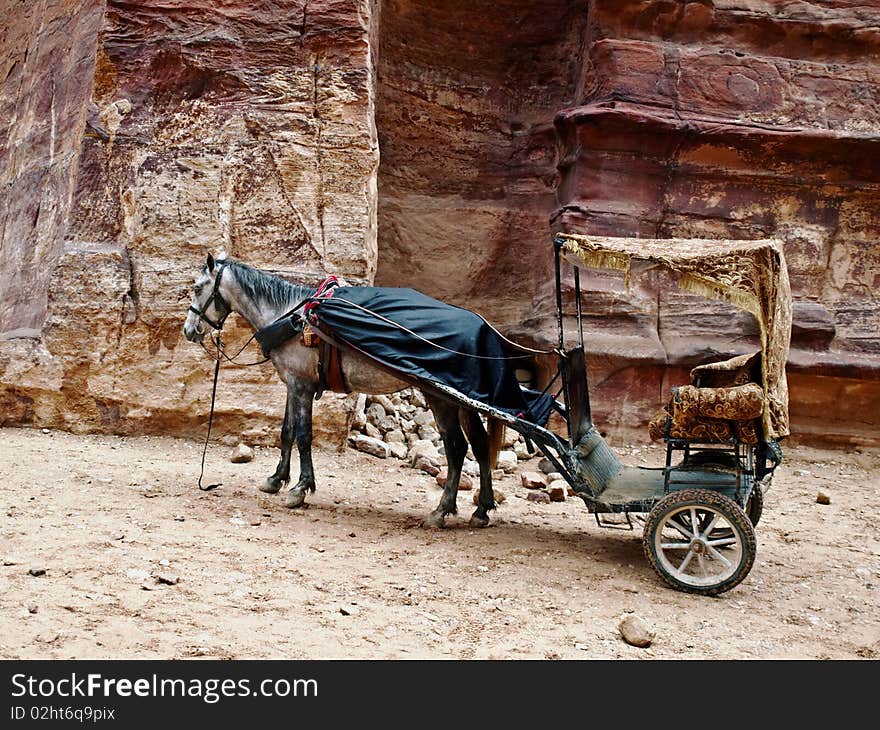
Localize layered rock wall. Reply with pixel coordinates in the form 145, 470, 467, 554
542, 0, 880, 444
1, 0, 380, 445
1, 0, 878, 447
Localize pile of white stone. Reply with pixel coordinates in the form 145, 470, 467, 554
347, 388, 534, 478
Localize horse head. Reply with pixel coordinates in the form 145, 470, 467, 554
183, 252, 232, 342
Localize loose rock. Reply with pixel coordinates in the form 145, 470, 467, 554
28, 567, 46, 577
349, 434, 389, 459
497, 451, 518, 473
538, 457, 556, 474
547, 484, 566, 502
526, 491, 551, 504
462, 459, 480, 477
153, 571, 180, 585
436, 469, 473, 491
491, 469, 504, 481
27, 604, 38, 614
415, 457, 441, 477
619, 615, 654, 648
230, 443, 254, 464
816, 491, 831, 505
520, 472, 546, 489
514, 441, 532, 460
385, 429, 406, 444
364, 422, 382, 440
388, 442, 408, 460
473, 488, 506, 505
408, 439, 440, 465
365, 403, 387, 427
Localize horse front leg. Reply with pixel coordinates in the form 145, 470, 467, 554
261, 401, 294, 494
284, 382, 317, 509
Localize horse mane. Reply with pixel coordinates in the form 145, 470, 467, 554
223, 260, 315, 312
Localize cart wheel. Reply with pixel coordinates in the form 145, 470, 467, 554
643, 489, 756, 596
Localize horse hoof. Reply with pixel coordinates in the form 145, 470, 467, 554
423, 512, 446, 529
285, 489, 307, 509
469, 514, 490, 528
261, 478, 283, 494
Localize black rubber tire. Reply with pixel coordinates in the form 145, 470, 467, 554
745, 480, 764, 527
643, 488, 756, 596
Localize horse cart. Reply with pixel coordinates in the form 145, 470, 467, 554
186, 233, 792, 596
306, 233, 791, 595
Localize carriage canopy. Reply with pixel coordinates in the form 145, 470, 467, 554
556, 233, 792, 440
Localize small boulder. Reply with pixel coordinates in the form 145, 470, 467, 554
520, 472, 546, 489
415, 457, 440, 476
230, 443, 254, 464
462, 459, 480, 477
436, 469, 473, 491
365, 402, 387, 427
378, 416, 399, 433
388, 442, 408, 460
526, 491, 551, 504
497, 451, 518, 474
816, 491, 831, 505
385, 429, 406, 444
473, 488, 506, 505
364, 422, 383, 439
514, 441, 532, 460
370, 394, 395, 412
349, 434, 389, 459
351, 394, 368, 430
619, 615, 654, 648
408, 439, 440, 465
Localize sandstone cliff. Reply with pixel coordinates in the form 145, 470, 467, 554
1, 1, 878, 447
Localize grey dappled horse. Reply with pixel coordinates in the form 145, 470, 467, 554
182, 253, 504, 528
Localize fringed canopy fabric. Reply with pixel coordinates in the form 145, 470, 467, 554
557, 233, 792, 440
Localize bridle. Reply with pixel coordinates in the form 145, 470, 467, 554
189, 261, 232, 334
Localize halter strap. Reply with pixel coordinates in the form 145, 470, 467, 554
189, 261, 231, 331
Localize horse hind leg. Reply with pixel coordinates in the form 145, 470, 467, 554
460, 410, 495, 528
424, 396, 467, 528
262, 401, 294, 494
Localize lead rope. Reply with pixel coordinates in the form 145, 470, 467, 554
197, 336, 223, 491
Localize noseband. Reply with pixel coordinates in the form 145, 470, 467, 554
189, 261, 231, 332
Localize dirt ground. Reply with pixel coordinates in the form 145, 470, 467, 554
1, 426, 877, 660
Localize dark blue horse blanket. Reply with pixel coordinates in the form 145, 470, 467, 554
308, 287, 553, 426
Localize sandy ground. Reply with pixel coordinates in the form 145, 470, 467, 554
0, 426, 878, 660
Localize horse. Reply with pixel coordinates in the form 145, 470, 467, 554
182, 252, 505, 528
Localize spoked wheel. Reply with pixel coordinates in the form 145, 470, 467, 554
643, 488, 756, 596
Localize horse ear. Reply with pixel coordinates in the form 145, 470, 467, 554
206, 252, 215, 272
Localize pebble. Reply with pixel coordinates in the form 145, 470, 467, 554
249, 518, 262, 527
816, 491, 831, 505
436, 469, 473, 491
473, 488, 506, 505
3, 557, 21, 566
230, 443, 254, 463
27, 604, 38, 614
546, 484, 566, 502
491, 469, 505, 481
349, 434, 389, 459
619, 615, 654, 648
526, 491, 551, 504
520, 471, 546, 489
339, 605, 359, 617
153, 571, 180, 585
28, 567, 46, 577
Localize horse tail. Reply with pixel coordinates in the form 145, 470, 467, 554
487, 418, 505, 470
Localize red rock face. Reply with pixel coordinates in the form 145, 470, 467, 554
374, 0, 587, 320
0, 0, 105, 334
544, 0, 880, 444
1, 0, 878, 446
